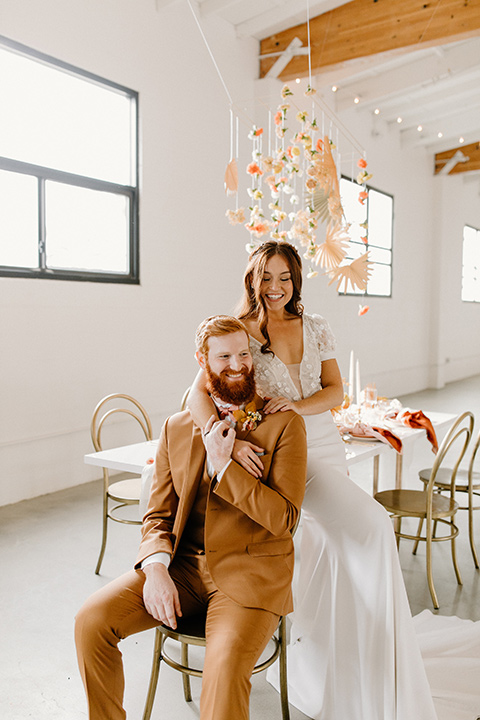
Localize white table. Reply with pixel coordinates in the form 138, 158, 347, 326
343, 410, 456, 493
84, 438, 387, 474
84, 411, 456, 497
85, 440, 159, 474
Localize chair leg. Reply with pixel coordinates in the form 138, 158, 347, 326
468, 500, 479, 569
181, 642, 192, 702
395, 517, 402, 550
450, 531, 463, 586
143, 629, 163, 720
412, 517, 424, 555
278, 617, 290, 720
426, 521, 439, 609
95, 494, 109, 575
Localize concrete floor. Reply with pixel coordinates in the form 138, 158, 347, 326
1, 375, 480, 719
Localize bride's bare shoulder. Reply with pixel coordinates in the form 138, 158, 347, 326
241, 317, 263, 342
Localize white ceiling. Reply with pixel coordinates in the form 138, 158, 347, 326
195, 0, 480, 158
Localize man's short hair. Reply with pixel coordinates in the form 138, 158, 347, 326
195, 315, 248, 357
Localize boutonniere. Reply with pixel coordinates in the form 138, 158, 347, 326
232, 401, 263, 432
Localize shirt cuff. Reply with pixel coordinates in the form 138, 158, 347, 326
215, 458, 232, 483
206, 456, 231, 483
141, 552, 171, 570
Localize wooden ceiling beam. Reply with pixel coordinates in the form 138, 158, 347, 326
435, 142, 480, 174
259, 0, 480, 80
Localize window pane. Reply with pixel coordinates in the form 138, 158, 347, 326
368, 263, 391, 296
340, 178, 367, 227
45, 182, 130, 273
462, 225, 480, 302
339, 177, 393, 297
367, 247, 392, 265
368, 190, 393, 249
0, 169, 38, 267
0, 47, 134, 185
346, 241, 366, 260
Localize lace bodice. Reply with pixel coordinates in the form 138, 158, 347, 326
250, 313, 337, 402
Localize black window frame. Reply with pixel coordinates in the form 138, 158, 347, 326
339, 175, 394, 298
462, 224, 480, 304
0, 35, 139, 284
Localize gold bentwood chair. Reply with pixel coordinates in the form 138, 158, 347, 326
180, 387, 191, 411
143, 510, 299, 720
91, 393, 153, 575
374, 411, 474, 609
142, 614, 290, 720
416, 422, 480, 568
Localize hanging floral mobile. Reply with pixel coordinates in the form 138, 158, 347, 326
225, 84, 374, 294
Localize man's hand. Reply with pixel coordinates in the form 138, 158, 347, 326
232, 439, 264, 478
143, 563, 182, 629
202, 414, 235, 474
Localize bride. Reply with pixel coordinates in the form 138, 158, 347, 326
187, 240, 438, 719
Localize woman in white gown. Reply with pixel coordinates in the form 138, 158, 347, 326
188, 240, 438, 719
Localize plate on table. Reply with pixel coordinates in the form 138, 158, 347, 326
342, 433, 380, 443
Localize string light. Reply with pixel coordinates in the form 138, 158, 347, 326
396, 117, 403, 124
437, 132, 443, 138
295, 78, 301, 84
331, 85, 338, 92
459, 137, 465, 144
354, 96, 360, 104
417, 125, 423, 132
374, 108, 380, 115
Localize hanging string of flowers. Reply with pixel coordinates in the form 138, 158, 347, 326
225, 84, 373, 294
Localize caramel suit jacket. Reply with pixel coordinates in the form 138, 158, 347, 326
135, 398, 307, 616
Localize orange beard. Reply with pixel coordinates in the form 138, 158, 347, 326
205, 363, 256, 406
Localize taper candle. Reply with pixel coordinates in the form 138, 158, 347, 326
348, 350, 354, 401
356, 359, 361, 405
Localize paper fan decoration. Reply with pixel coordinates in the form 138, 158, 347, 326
314, 221, 349, 269
312, 186, 330, 223
224, 85, 372, 301
327, 190, 343, 222
327, 253, 373, 293
312, 137, 340, 197
224, 159, 238, 196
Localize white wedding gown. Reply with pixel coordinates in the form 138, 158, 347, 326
251, 314, 480, 720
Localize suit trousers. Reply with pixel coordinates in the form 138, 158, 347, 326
75, 553, 279, 720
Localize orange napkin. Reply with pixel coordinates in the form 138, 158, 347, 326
399, 411, 438, 454
371, 426, 403, 453
338, 422, 403, 453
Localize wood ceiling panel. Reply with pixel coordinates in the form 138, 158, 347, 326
435, 142, 480, 174
259, 0, 480, 79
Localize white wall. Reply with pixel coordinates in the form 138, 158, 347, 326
300, 98, 438, 397
0, 0, 478, 506
0, 0, 258, 505
431, 173, 480, 386
299, 96, 480, 401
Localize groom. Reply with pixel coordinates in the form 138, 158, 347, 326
75, 315, 307, 720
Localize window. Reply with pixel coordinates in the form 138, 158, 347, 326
339, 177, 393, 296
462, 225, 480, 302
0, 35, 138, 283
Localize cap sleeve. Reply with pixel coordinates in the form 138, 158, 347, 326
309, 313, 337, 362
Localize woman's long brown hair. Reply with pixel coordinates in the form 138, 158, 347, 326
237, 241, 304, 355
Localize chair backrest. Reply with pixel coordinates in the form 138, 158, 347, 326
180, 387, 191, 411
427, 411, 474, 494
91, 393, 153, 452
468, 427, 480, 484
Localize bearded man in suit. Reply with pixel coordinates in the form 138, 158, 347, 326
75, 315, 307, 720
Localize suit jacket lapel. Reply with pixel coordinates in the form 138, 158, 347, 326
171, 425, 205, 553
